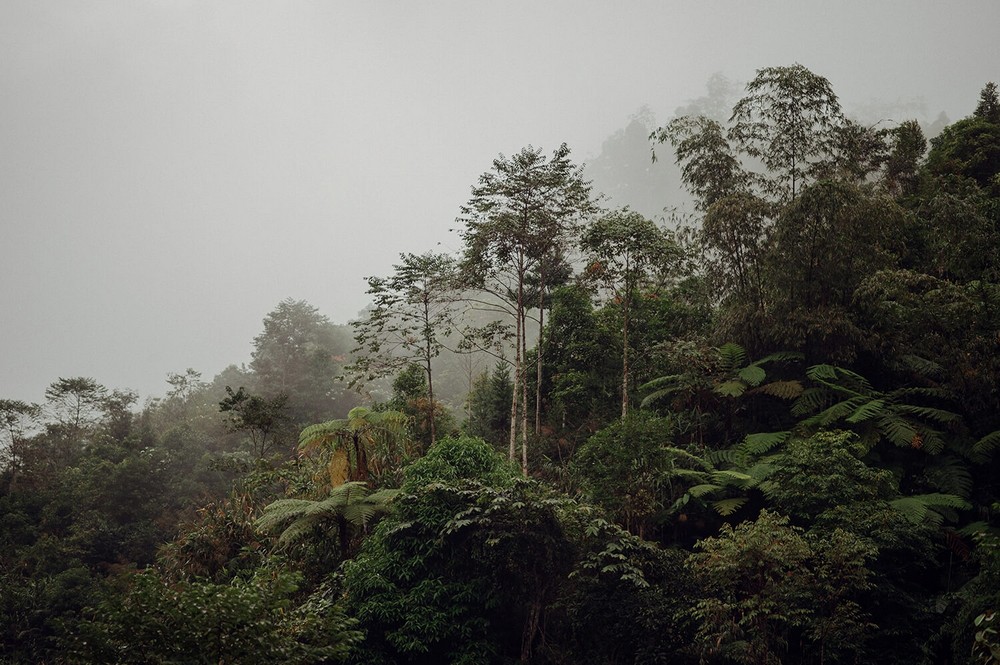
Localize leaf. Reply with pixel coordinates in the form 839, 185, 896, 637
973, 430, 1000, 458
740, 431, 791, 455
751, 380, 804, 400
891, 493, 970, 524
688, 483, 722, 498
845, 398, 885, 424
737, 364, 766, 387
712, 497, 748, 516
715, 380, 747, 398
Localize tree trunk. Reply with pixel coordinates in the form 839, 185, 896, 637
424, 298, 437, 445
535, 269, 545, 435
621, 296, 630, 419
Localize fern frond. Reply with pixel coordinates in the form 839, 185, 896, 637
737, 365, 766, 387
706, 448, 747, 467
256, 499, 316, 532
717, 343, 748, 372
877, 415, 919, 448
756, 351, 805, 365
751, 380, 804, 400
894, 404, 962, 424
802, 396, 868, 429
638, 375, 685, 393
670, 468, 711, 482
298, 420, 348, 451
846, 399, 885, 424
791, 388, 831, 417
688, 483, 722, 498
712, 470, 754, 487
924, 456, 974, 498
713, 497, 747, 516
715, 380, 747, 398
664, 446, 716, 471
740, 431, 791, 455
896, 354, 945, 378
891, 493, 971, 525
973, 430, 1000, 458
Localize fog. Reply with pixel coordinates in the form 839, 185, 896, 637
1, 0, 997, 402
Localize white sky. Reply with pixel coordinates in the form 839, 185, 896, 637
2, 0, 998, 402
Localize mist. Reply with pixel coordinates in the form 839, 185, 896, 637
2, 0, 997, 402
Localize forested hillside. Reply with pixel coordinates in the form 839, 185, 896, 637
3, 66, 1000, 664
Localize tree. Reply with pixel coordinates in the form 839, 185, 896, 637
688, 510, 874, 665
0, 399, 40, 491
69, 568, 362, 664
728, 63, 844, 201
43, 377, 107, 436
349, 252, 458, 444
218, 386, 290, 459
571, 412, 677, 538
764, 179, 904, 361
250, 299, 355, 425
256, 480, 397, 560
580, 209, 681, 417
975, 82, 1000, 124
298, 407, 410, 487
458, 144, 594, 474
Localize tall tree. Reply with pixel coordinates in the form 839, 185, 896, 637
349, 252, 457, 444
298, 407, 410, 487
580, 209, 681, 417
458, 144, 593, 474
250, 299, 354, 425
728, 63, 844, 200
0, 399, 40, 491
43, 377, 107, 436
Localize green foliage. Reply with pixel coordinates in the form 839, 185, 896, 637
349, 252, 458, 444
688, 510, 874, 664
219, 386, 290, 459
67, 568, 362, 664
256, 481, 398, 557
250, 298, 358, 427
463, 362, 515, 447
572, 412, 677, 537
299, 407, 411, 487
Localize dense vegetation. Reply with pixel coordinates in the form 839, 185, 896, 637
3, 67, 1000, 664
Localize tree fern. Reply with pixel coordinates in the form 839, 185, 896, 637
257, 481, 398, 551
890, 493, 971, 526
973, 430, 1000, 460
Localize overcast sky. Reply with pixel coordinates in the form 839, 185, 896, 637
2, 0, 997, 403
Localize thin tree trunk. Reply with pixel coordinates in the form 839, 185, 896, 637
424, 297, 437, 445
535, 269, 545, 435
621, 296, 630, 419
521, 305, 529, 476
509, 257, 525, 463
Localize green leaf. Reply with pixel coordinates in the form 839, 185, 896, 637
712, 497, 748, 516
740, 431, 791, 455
715, 380, 747, 397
